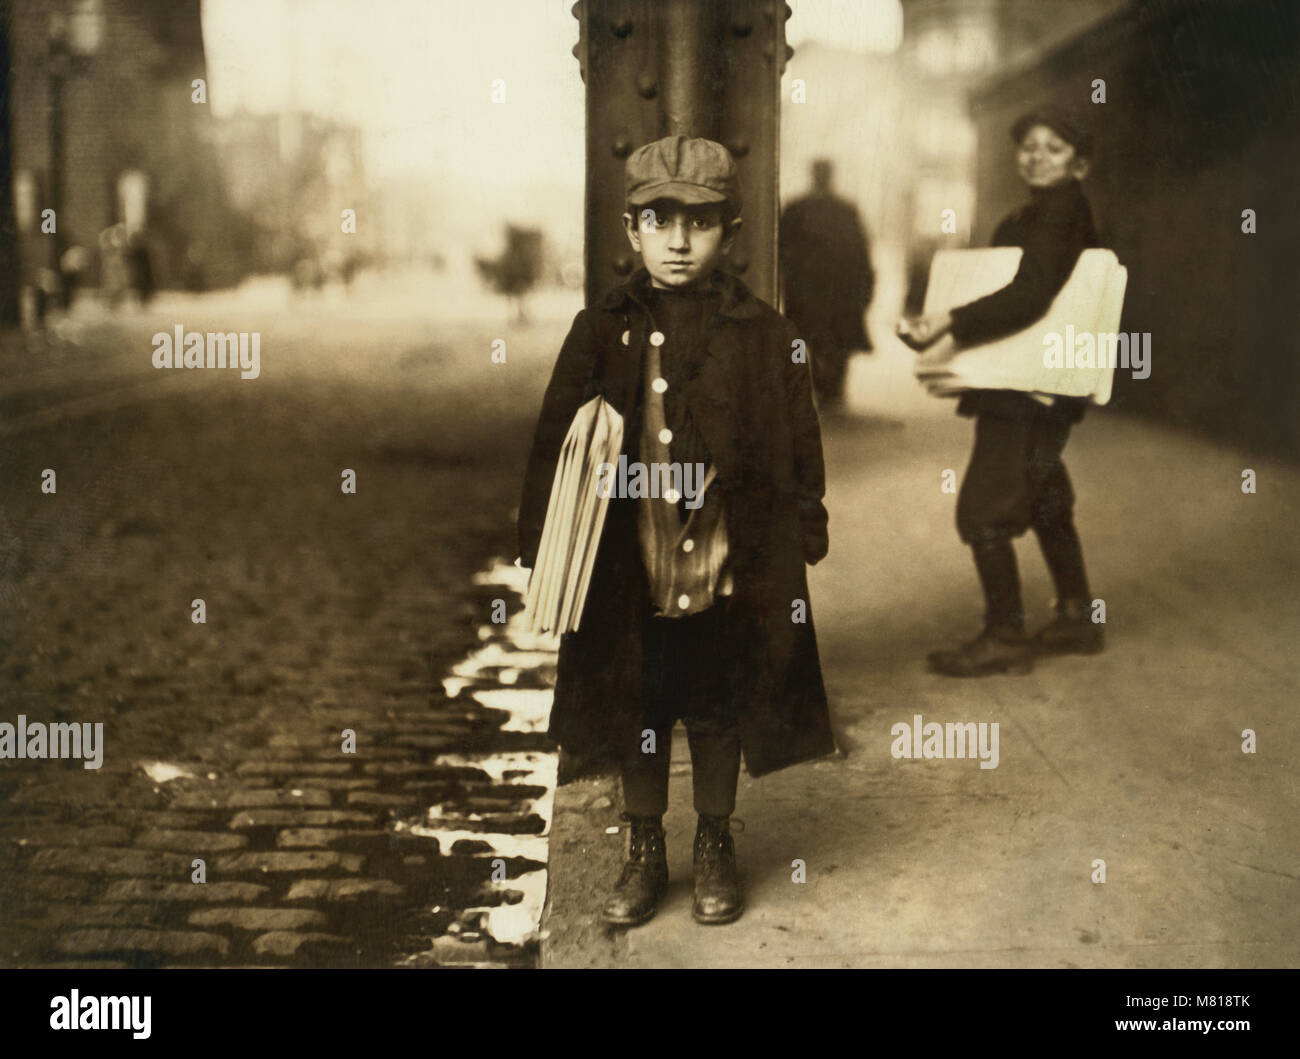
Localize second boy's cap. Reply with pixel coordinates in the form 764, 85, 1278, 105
625, 135, 741, 214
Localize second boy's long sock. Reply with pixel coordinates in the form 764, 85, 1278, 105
1034, 515, 1091, 605
970, 537, 1025, 633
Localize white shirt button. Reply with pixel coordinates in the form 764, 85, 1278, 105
681, 539, 695, 553
663, 488, 680, 504
621, 330, 630, 346
649, 330, 665, 347
658, 428, 673, 444
651, 377, 668, 394
677, 594, 691, 610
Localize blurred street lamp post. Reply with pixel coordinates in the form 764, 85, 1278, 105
45, 1, 103, 306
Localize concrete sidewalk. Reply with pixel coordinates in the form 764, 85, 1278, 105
541, 345, 1300, 968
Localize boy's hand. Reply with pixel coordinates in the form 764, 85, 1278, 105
896, 312, 952, 351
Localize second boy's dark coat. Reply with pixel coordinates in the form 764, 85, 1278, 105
949, 178, 1099, 426
945, 178, 1100, 541
518, 267, 836, 778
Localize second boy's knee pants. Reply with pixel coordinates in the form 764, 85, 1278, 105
957, 411, 1075, 544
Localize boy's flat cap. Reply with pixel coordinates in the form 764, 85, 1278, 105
625, 135, 741, 213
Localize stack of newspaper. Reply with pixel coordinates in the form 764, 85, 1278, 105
913, 247, 1128, 404
522, 396, 625, 635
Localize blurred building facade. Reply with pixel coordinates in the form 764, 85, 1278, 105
968, 0, 1300, 458
2, 0, 252, 318
211, 108, 375, 279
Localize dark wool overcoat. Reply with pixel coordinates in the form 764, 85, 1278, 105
778, 192, 874, 354
517, 267, 837, 778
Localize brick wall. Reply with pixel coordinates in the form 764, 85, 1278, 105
6, 0, 247, 292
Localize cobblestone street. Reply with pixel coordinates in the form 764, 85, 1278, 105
0, 275, 575, 967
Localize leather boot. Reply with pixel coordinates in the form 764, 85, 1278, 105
1033, 598, 1105, 655
601, 816, 668, 927
930, 537, 1035, 677
927, 623, 1035, 677
692, 815, 743, 924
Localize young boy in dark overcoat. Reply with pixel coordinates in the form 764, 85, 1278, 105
899, 106, 1105, 676
517, 135, 835, 925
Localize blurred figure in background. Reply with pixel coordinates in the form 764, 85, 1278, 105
340, 251, 360, 291
290, 236, 325, 296
58, 245, 93, 310
98, 224, 131, 308
181, 239, 209, 293
126, 229, 155, 308
779, 159, 875, 411
476, 224, 544, 324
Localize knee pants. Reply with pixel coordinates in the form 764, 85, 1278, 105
621, 602, 741, 817
957, 411, 1075, 544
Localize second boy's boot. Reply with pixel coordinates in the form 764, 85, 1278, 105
692, 814, 743, 924
1034, 598, 1105, 654
601, 815, 668, 927
929, 537, 1034, 677
1032, 517, 1104, 655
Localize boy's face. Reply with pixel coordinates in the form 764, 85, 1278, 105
1016, 124, 1089, 188
622, 200, 741, 290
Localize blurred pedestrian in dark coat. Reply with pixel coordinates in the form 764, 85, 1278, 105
779, 159, 874, 410
126, 230, 154, 307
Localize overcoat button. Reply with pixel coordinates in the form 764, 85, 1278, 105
621, 330, 630, 346
663, 488, 680, 504
651, 376, 668, 393
677, 594, 691, 610
649, 330, 665, 346
681, 539, 695, 553
658, 428, 672, 444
